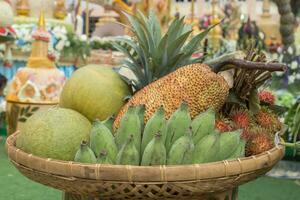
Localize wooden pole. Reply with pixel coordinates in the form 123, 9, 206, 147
85, 0, 89, 38
191, 0, 195, 22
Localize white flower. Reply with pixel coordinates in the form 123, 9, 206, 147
65, 41, 70, 47
296, 74, 300, 80
288, 46, 294, 55
275, 71, 284, 76
289, 75, 296, 83
55, 40, 65, 51
291, 61, 298, 70
80, 35, 88, 41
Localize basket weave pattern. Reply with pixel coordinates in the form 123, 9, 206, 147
6, 133, 284, 199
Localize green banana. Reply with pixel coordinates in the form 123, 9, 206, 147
135, 104, 145, 131
191, 108, 215, 144
115, 106, 142, 154
167, 127, 195, 165
102, 116, 115, 133
165, 102, 191, 153
141, 132, 167, 166
116, 135, 140, 165
74, 141, 97, 164
141, 106, 167, 155
192, 132, 220, 164
218, 130, 242, 160
97, 150, 113, 164
90, 119, 118, 163
227, 140, 246, 160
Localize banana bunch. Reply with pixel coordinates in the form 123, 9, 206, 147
74, 141, 97, 164
74, 104, 246, 166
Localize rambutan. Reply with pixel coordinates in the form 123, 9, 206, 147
245, 131, 274, 156
240, 128, 252, 141
215, 116, 233, 133
255, 108, 282, 134
230, 109, 252, 129
258, 90, 275, 105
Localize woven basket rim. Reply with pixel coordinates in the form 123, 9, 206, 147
6, 132, 285, 182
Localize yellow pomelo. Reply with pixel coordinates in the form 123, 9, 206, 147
59, 64, 131, 121
16, 107, 91, 161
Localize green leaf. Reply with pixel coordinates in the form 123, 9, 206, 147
167, 30, 192, 61
148, 10, 161, 47
124, 13, 149, 52
226, 91, 247, 107
183, 23, 218, 55
249, 89, 261, 114
31, 107, 40, 112
20, 107, 25, 116
269, 105, 288, 116
18, 118, 27, 122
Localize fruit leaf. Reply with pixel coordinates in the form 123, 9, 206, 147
18, 118, 27, 122
269, 105, 288, 116
24, 106, 30, 113
226, 91, 246, 107
25, 113, 33, 118
249, 89, 261, 114
20, 107, 25, 116
31, 107, 40, 112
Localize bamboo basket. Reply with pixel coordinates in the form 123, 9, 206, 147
6, 132, 284, 200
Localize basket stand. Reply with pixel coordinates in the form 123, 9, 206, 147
63, 189, 239, 200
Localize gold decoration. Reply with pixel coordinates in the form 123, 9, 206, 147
27, 10, 55, 68
16, 0, 30, 16
209, 0, 222, 51
54, 0, 67, 20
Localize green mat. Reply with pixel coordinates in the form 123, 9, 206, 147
1, 137, 299, 200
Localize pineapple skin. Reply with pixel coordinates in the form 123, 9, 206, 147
113, 64, 230, 130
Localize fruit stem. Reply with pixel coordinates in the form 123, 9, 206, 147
280, 141, 300, 150
212, 58, 287, 73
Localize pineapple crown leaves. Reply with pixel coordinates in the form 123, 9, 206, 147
112, 10, 217, 92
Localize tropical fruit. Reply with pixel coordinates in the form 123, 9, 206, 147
90, 119, 118, 162
192, 132, 220, 164
59, 64, 131, 121
74, 141, 97, 164
245, 132, 274, 156
102, 116, 115, 133
97, 150, 113, 164
114, 63, 229, 129
192, 108, 215, 144
215, 116, 233, 133
167, 129, 194, 165
141, 133, 166, 166
115, 106, 142, 154
218, 130, 241, 160
255, 108, 282, 133
228, 140, 246, 159
230, 109, 252, 129
116, 135, 140, 165
141, 106, 167, 154
16, 107, 91, 161
258, 90, 275, 105
165, 102, 191, 152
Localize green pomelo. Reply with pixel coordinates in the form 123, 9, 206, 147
16, 107, 91, 161
59, 64, 131, 121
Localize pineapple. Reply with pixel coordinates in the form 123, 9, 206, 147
113, 11, 216, 91
113, 11, 228, 129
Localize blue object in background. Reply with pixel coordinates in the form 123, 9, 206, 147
0, 61, 76, 81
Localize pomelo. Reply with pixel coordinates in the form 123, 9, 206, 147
59, 64, 131, 121
16, 107, 91, 161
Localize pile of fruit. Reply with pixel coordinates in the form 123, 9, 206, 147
15, 11, 287, 166
74, 104, 244, 165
